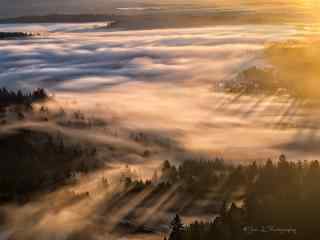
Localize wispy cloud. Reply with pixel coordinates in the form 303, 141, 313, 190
0, 25, 295, 92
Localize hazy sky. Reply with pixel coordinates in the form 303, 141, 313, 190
0, 0, 127, 18
0, 0, 316, 19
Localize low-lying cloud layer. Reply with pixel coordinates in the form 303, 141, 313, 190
0, 25, 298, 92
3, 24, 320, 162
2, 24, 320, 161
3, 24, 320, 240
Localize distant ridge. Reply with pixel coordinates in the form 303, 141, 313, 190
0, 11, 308, 30
0, 14, 114, 24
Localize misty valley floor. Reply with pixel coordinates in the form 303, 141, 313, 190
1, 24, 319, 160
1, 23, 320, 239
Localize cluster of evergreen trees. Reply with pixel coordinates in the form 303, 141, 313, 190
245, 155, 320, 239
0, 129, 99, 203
167, 202, 246, 240
0, 87, 48, 108
160, 158, 231, 194
0, 32, 33, 39
165, 155, 320, 239
219, 67, 279, 95
167, 203, 295, 240
121, 158, 231, 197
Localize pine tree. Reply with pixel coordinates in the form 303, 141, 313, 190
169, 214, 184, 240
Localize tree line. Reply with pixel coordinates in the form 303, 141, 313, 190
0, 128, 100, 203
165, 155, 320, 240
0, 87, 48, 108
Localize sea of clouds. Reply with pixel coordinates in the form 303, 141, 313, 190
0, 24, 300, 92
2, 23, 320, 240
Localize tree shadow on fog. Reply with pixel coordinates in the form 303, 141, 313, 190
240, 94, 268, 118
57, 134, 229, 238
0, 127, 100, 202
3, 93, 320, 239
272, 98, 300, 129
4, 107, 320, 240
0, 107, 211, 239
211, 89, 320, 130
273, 115, 320, 155
214, 91, 245, 111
